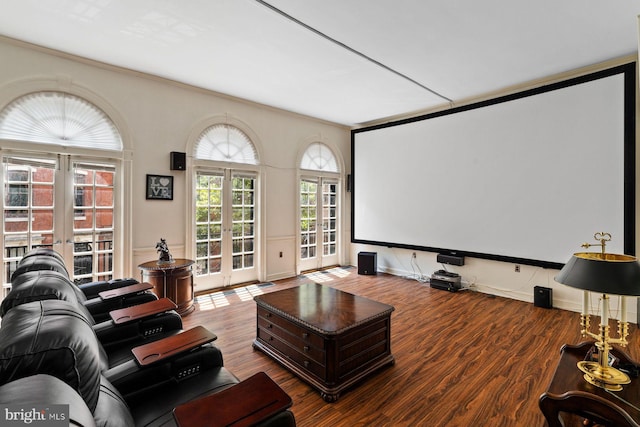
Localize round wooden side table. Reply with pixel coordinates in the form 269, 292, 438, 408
138, 258, 195, 316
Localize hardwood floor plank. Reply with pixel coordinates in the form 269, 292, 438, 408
183, 269, 640, 427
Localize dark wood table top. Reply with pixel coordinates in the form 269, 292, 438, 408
173, 372, 292, 427
254, 282, 394, 335
138, 259, 194, 271
541, 341, 640, 426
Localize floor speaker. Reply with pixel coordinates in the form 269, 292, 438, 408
534, 286, 552, 309
170, 151, 186, 170
358, 252, 377, 275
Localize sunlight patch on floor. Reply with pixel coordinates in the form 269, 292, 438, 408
304, 271, 333, 283
195, 291, 230, 311
302, 266, 353, 282
234, 284, 265, 301
194, 282, 272, 310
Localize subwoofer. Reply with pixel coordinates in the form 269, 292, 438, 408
358, 252, 377, 275
534, 286, 552, 309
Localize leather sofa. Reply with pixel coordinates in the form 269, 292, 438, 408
0, 299, 296, 426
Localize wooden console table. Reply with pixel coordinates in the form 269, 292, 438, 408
253, 282, 395, 402
138, 259, 195, 316
539, 341, 640, 427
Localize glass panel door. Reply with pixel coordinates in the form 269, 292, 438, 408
194, 170, 257, 290
2, 155, 118, 297
299, 177, 339, 272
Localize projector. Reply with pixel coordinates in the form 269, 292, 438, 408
430, 270, 462, 292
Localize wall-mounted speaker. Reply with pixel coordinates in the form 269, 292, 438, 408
170, 151, 186, 171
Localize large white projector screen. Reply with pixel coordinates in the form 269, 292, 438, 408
352, 64, 635, 269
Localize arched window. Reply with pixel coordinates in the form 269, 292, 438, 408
0, 91, 122, 151
298, 142, 340, 272
192, 123, 259, 291
300, 142, 338, 172
0, 91, 124, 296
195, 124, 257, 164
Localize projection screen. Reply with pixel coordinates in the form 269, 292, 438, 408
351, 63, 635, 269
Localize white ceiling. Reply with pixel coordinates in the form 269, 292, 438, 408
1, 0, 640, 126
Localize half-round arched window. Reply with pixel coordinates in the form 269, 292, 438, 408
300, 142, 338, 172
0, 91, 122, 151
194, 124, 258, 165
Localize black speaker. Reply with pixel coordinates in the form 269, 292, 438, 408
170, 151, 186, 171
436, 253, 465, 266
534, 286, 552, 309
358, 252, 377, 275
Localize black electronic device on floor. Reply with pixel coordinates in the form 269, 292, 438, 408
430, 270, 461, 292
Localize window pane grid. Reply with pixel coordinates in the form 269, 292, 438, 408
72, 163, 115, 285
195, 173, 223, 277
300, 180, 317, 260
231, 176, 255, 270
322, 183, 337, 256
3, 160, 56, 284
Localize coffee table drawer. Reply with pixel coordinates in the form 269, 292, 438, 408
257, 327, 326, 379
258, 317, 325, 363
257, 308, 325, 349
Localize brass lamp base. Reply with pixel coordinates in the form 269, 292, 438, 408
577, 360, 630, 391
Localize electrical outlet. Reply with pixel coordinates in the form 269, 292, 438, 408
412, 252, 416, 259
515, 265, 520, 273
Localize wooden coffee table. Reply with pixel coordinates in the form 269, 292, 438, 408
253, 282, 395, 402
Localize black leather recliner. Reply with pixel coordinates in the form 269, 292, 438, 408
0, 300, 296, 426
1, 270, 184, 368
10, 249, 156, 322
0, 375, 99, 427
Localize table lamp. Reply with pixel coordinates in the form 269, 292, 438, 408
555, 232, 640, 391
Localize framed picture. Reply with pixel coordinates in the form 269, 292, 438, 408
146, 174, 173, 200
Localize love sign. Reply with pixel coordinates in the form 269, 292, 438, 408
146, 174, 174, 200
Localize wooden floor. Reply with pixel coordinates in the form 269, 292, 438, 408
182, 268, 640, 427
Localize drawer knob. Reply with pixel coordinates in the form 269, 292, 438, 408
269, 336, 274, 341
303, 345, 310, 352
268, 324, 273, 329
302, 333, 309, 338
303, 360, 310, 367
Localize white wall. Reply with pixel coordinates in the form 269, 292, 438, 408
0, 37, 350, 283
1, 37, 638, 323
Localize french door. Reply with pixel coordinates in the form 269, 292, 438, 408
2, 154, 118, 290
194, 169, 257, 290
299, 177, 339, 272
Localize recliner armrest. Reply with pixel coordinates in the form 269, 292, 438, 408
109, 298, 177, 324
78, 278, 140, 299
131, 326, 217, 366
104, 343, 225, 399
172, 372, 295, 427
98, 282, 153, 300
93, 309, 183, 349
